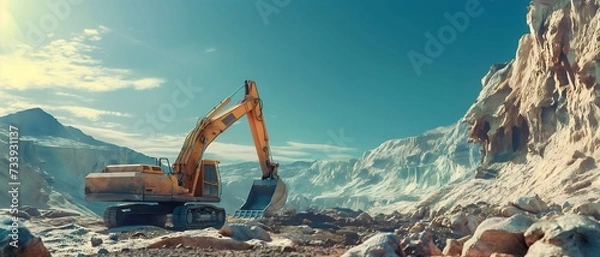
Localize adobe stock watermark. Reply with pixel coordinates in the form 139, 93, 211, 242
407, 0, 490, 76
7, 125, 20, 248
132, 77, 204, 138
255, 0, 292, 25
9, 0, 84, 48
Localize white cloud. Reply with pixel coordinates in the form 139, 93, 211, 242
205, 48, 216, 53
54, 106, 133, 121
55, 92, 93, 102
0, 25, 165, 91
0, 94, 133, 122
83, 29, 99, 36
68, 123, 358, 164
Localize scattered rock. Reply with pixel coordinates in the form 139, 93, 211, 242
403, 231, 442, 257
466, 214, 479, 234
462, 214, 535, 257
450, 212, 470, 236
411, 206, 428, 220
298, 225, 313, 234
409, 222, 426, 233
108, 232, 118, 241
561, 201, 572, 211
338, 229, 361, 246
311, 222, 340, 230
0, 216, 51, 257
148, 236, 252, 250
524, 214, 600, 257
443, 235, 471, 256
511, 195, 549, 214
41, 209, 81, 218
357, 212, 374, 223
131, 232, 147, 239
342, 233, 405, 257
501, 205, 524, 217
97, 248, 109, 255
20, 206, 41, 217
280, 245, 296, 252
573, 202, 600, 220
218, 223, 271, 241
90, 236, 103, 247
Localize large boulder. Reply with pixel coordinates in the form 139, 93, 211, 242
0, 215, 51, 257
462, 214, 535, 257
524, 214, 600, 257
342, 233, 405, 257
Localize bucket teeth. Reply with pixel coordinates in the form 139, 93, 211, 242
232, 210, 264, 219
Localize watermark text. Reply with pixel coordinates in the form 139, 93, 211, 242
7, 125, 20, 248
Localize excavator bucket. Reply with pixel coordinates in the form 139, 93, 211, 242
233, 177, 287, 218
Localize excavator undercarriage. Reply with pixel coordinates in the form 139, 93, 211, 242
101, 203, 227, 231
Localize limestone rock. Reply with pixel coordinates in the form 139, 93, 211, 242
443, 235, 471, 256
342, 233, 404, 257
573, 202, 600, 220
511, 195, 549, 214
524, 214, 600, 257
462, 214, 535, 257
148, 236, 252, 250
218, 222, 271, 241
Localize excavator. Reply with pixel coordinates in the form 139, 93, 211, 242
84, 80, 288, 230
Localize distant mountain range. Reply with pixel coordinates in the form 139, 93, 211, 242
0, 108, 480, 215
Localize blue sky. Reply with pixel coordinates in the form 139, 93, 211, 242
0, 0, 530, 163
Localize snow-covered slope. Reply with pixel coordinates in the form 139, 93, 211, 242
0, 108, 480, 216
0, 108, 154, 215
219, 121, 480, 213
417, 0, 600, 212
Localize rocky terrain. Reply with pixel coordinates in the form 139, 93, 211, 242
3, 196, 600, 256
2, 0, 600, 256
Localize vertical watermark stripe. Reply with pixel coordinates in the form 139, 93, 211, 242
7, 125, 20, 248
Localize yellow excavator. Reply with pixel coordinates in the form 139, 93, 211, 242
84, 80, 288, 230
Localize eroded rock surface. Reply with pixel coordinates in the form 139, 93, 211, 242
524, 214, 600, 257
462, 214, 535, 257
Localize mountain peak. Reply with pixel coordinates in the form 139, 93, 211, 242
0, 108, 72, 138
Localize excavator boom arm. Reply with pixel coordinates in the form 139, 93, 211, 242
173, 80, 278, 195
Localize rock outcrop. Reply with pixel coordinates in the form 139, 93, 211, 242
421, 0, 600, 212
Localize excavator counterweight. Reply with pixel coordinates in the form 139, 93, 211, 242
84, 80, 287, 230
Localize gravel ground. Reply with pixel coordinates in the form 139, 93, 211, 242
88, 246, 348, 257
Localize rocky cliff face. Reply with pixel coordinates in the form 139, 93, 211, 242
424, 0, 600, 211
